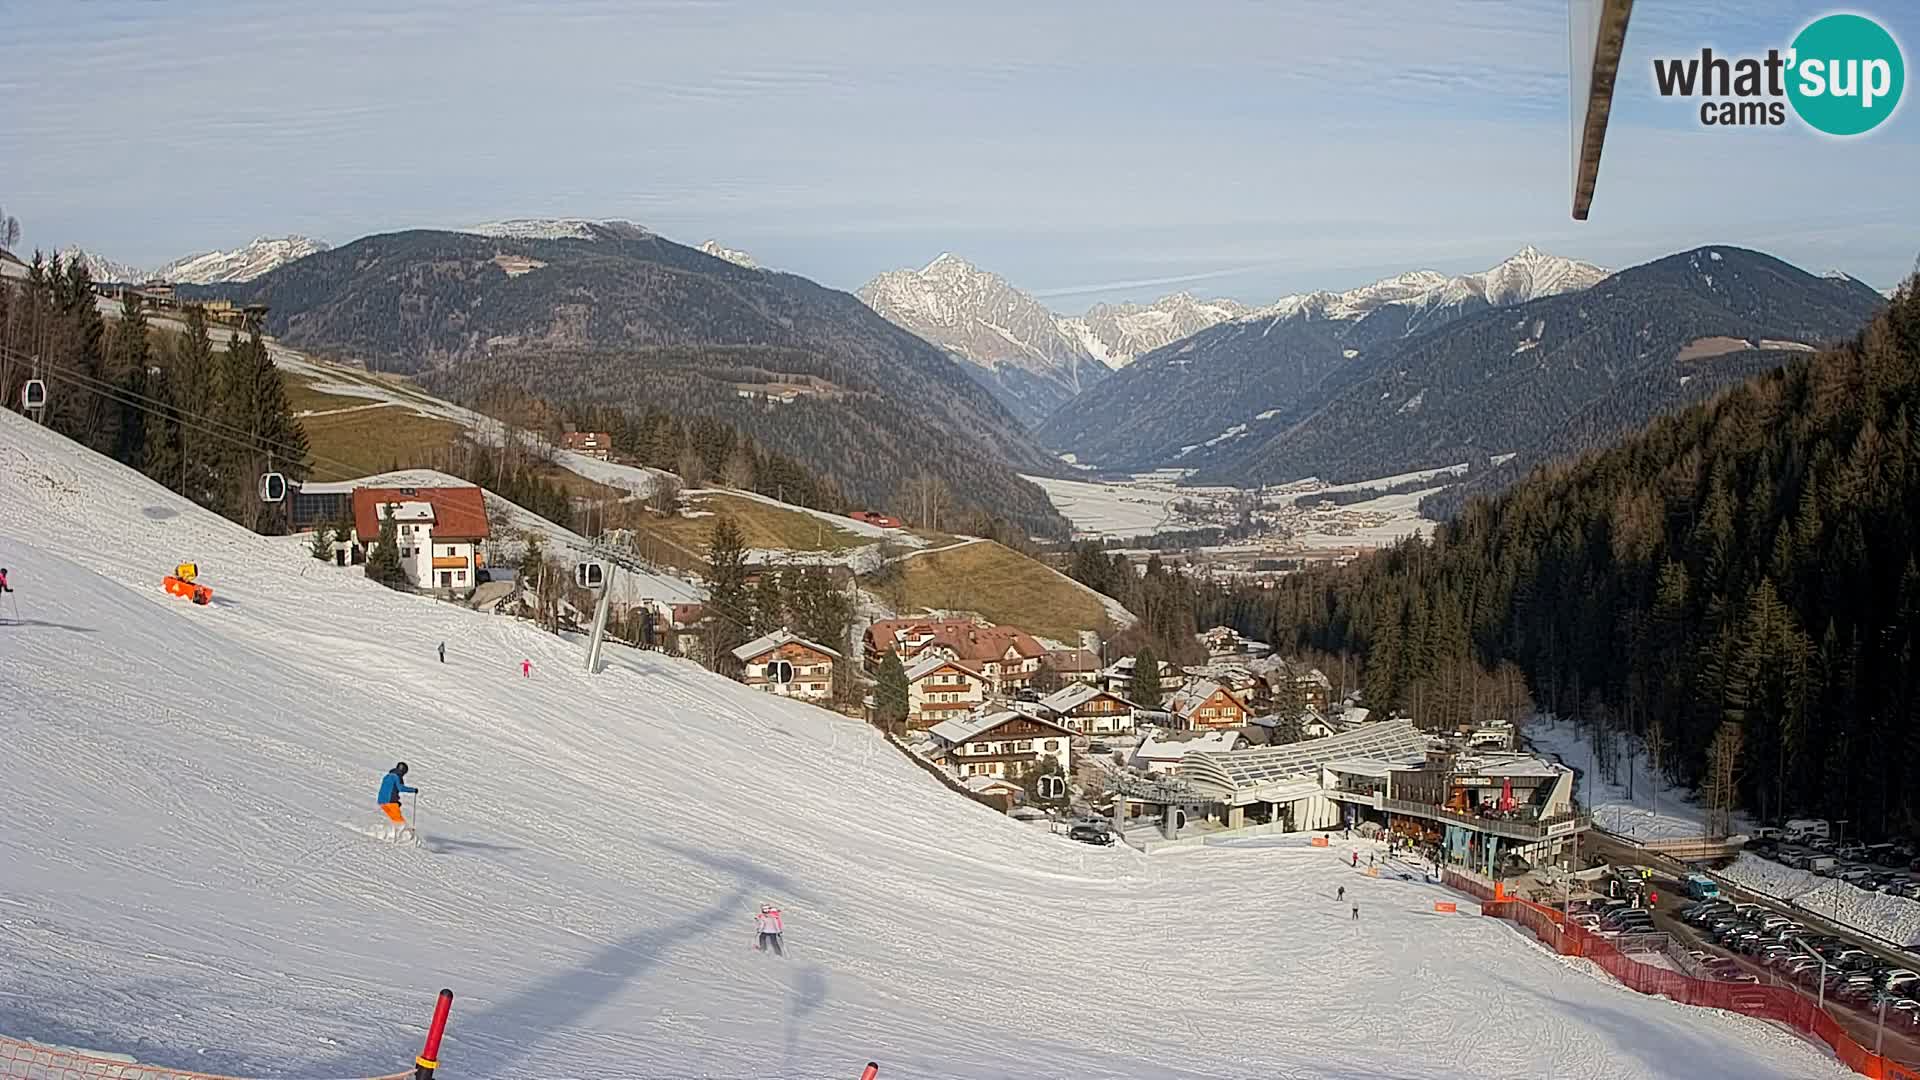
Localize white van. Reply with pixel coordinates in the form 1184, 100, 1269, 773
1785, 818, 1831, 841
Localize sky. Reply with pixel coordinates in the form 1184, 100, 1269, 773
1, 0, 1915, 308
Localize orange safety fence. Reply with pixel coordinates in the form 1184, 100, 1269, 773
0, 1036, 410, 1080
1479, 895, 1920, 1080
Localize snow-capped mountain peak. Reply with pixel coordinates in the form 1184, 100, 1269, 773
462, 218, 648, 241
56, 247, 149, 284
157, 235, 329, 284
697, 240, 759, 269
55, 235, 328, 285
1243, 248, 1607, 328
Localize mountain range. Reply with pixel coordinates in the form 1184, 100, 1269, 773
1036, 246, 1609, 467
60, 235, 329, 285
195, 223, 1071, 536
1180, 246, 1886, 494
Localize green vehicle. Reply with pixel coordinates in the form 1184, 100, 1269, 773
1686, 873, 1720, 901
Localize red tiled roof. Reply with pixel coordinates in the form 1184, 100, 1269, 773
866, 618, 1045, 665
351, 486, 490, 542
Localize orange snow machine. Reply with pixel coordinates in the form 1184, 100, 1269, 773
163, 562, 213, 606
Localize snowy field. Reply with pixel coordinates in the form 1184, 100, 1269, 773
1025, 469, 1442, 549
1719, 854, 1920, 950
1020, 472, 1211, 539
0, 412, 1854, 1080
1524, 716, 1727, 841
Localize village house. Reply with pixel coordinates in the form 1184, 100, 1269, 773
1255, 658, 1335, 714
1198, 625, 1272, 659
1166, 679, 1252, 731
865, 617, 1047, 695
731, 629, 840, 701
561, 431, 615, 461
669, 603, 706, 657
1038, 683, 1140, 736
1095, 654, 1183, 698
929, 709, 1074, 781
904, 655, 991, 729
351, 485, 490, 593
1046, 647, 1102, 685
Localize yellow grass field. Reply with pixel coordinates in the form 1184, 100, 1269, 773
876, 540, 1112, 644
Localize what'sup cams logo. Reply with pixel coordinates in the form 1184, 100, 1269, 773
1653, 12, 1905, 135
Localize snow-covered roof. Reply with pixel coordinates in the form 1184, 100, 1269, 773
1469, 757, 1563, 781
1180, 720, 1429, 796
928, 709, 1071, 746
1133, 729, 1240, 763
1038, 682, 1133, 714
730, 629, 842, 663
1325, 758, 1394, 779
904, 653, 985, 683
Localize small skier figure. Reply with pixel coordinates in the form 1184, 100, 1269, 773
1351, 903, 1360, 922
521, 659, 532, 678
1337, 885, 1346, 902
376, 762, 418, 835
438, 641, 446, 664
0, 567, 11, 593
1351, 850, 1358, 868
755, 903, 785, 957
1368, 852, 1375, 868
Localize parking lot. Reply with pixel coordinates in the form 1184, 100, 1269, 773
1652, 877, 1920, 1064
1749, 835, 1920, 902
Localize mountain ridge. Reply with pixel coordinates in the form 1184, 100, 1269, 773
58, 235, 329, 284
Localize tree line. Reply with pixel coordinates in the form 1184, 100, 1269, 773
1243, 279, 1920, 837
2, 253, 308, 533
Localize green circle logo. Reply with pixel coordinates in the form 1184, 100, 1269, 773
1787, 13, 1905, 136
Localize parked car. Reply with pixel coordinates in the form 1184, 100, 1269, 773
1881, 968, 1920, 992
1068, 823, 1113, 846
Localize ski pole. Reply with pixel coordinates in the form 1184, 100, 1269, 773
414, 790, 424, 840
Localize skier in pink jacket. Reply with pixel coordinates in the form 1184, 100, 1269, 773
755, 903, 785, 957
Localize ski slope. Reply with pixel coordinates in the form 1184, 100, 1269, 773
0, 413, 1853, 1080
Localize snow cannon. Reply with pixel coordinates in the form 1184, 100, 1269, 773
163, 563, 213, 605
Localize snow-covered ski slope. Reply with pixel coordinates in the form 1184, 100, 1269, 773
0, 414, 1850, 1080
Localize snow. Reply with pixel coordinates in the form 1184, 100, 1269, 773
1255, 408, 1282, 421
697, 240, 759, 269
1491, 453, 1519, 466
0, 416, 1856, 1079
1235, 249, 1607, 329
1718, 855, 1920, 949
1523, 716, 1720, 841
1317, 462, 1470, 496
461, 218, 646, 241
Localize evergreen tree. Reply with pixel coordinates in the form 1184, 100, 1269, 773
1031, 657, 1063, 695
752, 568, 784, 635
704, 514, 752, 675
874, 651, 910, 732
309, 525, 333, 561
1132, 646, 1163, 709
364, 504, 408, 589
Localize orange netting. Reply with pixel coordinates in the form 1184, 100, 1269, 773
0, 1036, 409, 1080
1479, 895, 1918, 1080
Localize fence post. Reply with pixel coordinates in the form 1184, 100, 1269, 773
416, 988, 455, 1079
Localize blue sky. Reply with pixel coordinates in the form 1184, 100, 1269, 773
1, 0, 1914, 307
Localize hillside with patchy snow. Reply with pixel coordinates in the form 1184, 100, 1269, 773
0, 411, 1849, 1079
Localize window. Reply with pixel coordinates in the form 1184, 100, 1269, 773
456, 571, 466, 583
1016, 741, 1032, 751
1044, 740, 1059, 751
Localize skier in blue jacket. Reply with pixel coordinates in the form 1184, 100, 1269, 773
377, 762, 417, 826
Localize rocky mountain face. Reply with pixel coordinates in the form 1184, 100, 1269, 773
57, 235, 328, 284
1059, 293, 1248, 369
196, 227, 1070, 536
856, 254, 1113, 427
697, 240, 759, 269
1038, 247, 1612, 469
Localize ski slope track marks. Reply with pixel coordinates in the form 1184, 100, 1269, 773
0, 411, 1852, 1079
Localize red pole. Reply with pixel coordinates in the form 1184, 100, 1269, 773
859, 1064, 878, 1080
415, 989, 454, 1080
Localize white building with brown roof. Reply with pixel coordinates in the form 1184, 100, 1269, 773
731, 630, 840, 701
905, 655, 990, 730
351, 485, 491, 593
929, 710, 1073, 782
1038, 683, 1139, 736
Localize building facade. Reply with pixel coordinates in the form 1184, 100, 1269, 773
351, 486, 490, 593
731, 630, 840, 701
930, 710, 1074, 781
1038, 683, 1139, 735
905, 656, 990, 729
1167, 680, 1251, 731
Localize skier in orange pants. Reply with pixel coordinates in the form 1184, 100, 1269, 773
377, 762, 417, 825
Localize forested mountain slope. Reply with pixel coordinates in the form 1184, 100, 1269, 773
1252, 277, 1920, 835
196, 226, 1068, 536
1199, 247, 1886, 489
